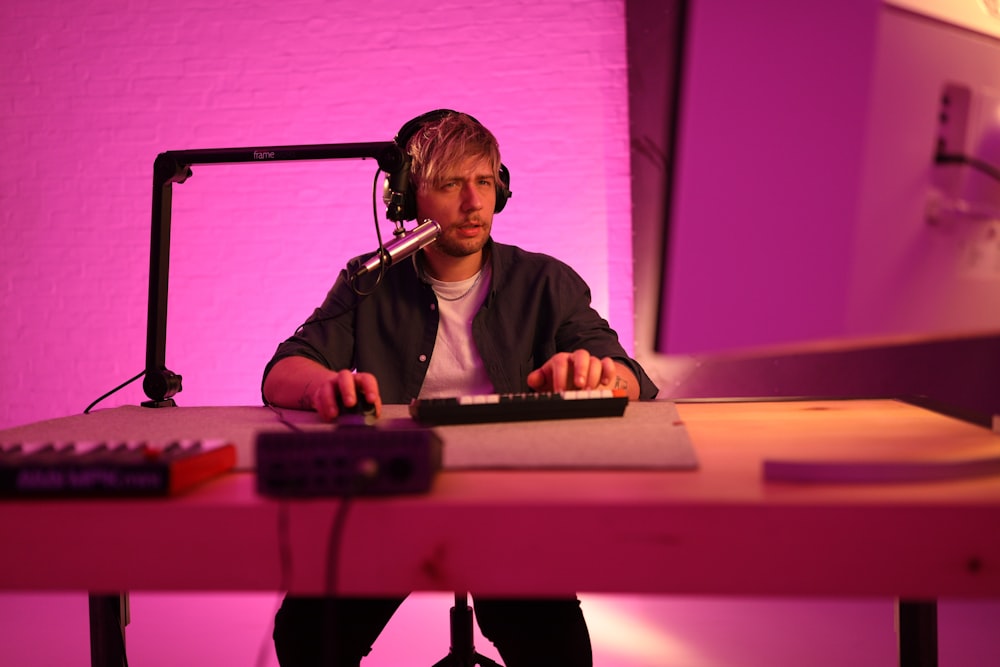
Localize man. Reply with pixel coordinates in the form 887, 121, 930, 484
263, 109, 658, 666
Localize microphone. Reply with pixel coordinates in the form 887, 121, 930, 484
353, 219, 441, 278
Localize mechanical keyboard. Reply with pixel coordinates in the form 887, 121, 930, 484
0, 439, 237, 497
409, 389, 629, 425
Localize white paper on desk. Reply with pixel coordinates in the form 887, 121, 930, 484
437, 400, 698, 470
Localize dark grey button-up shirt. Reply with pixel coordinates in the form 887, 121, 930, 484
264, 239, 658, 403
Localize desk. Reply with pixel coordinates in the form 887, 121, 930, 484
2, 399, 999, 665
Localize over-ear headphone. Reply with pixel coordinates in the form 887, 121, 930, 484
384, 109, 511, 222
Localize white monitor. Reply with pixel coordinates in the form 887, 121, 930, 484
654, 1, 1000, 356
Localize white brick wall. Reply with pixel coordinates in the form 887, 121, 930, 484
0, 0, 634, 427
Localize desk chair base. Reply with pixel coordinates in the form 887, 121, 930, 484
430, 593, 503, 667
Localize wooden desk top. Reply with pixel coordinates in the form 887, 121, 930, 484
1, 399, 998, 599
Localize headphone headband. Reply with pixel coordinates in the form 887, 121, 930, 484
384, 109, 511, 222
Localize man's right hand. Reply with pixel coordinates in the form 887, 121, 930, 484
307, 369, 382, 421
263, 357, 383, 421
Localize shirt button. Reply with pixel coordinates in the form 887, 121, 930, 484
418, 354, 428, 363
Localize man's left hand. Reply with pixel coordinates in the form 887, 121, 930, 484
526, 350, 617, 394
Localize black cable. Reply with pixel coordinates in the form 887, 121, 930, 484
251, 404, 301, 667
83, 370, 146, 414
252, 502, 294, 667
288, 167, 391, 333
320, 470, 379, 666
325, 494, 355, 597
344, 167, 392, 297
323, 460, 380, 596
264, 401, 307, 433
263, 399, 377, 663
320, 493, 354, 666
935, 152, 1000, 183
372, 166, 384, 234
89, 167, 390, 416
262, 406, 376, 596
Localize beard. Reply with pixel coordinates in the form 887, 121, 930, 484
431, 219, 492, 258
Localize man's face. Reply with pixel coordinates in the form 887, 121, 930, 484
415, 155, 496, 259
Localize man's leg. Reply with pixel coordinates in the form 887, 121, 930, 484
273, 594, 405, 667
473, 597, 592, 667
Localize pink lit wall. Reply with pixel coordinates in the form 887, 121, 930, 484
0, 0, 635, 430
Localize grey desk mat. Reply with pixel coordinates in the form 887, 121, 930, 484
431, 401, 696, 470
0, 401, 698, 471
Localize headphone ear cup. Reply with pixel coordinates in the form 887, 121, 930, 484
494, 163, 511, 213
384, 168, 417, 220
390, 111, 453, 222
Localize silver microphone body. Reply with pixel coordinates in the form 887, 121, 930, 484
354, 219, 441, 277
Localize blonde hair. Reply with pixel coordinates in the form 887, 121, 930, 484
405, 111, 504, 195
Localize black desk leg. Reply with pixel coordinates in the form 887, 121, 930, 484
897, 599, 937, 667
88, 593, 129, 667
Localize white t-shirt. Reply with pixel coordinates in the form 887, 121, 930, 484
418, 263, 495, 399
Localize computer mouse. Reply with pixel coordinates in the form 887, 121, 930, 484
335, 391, 377, 426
